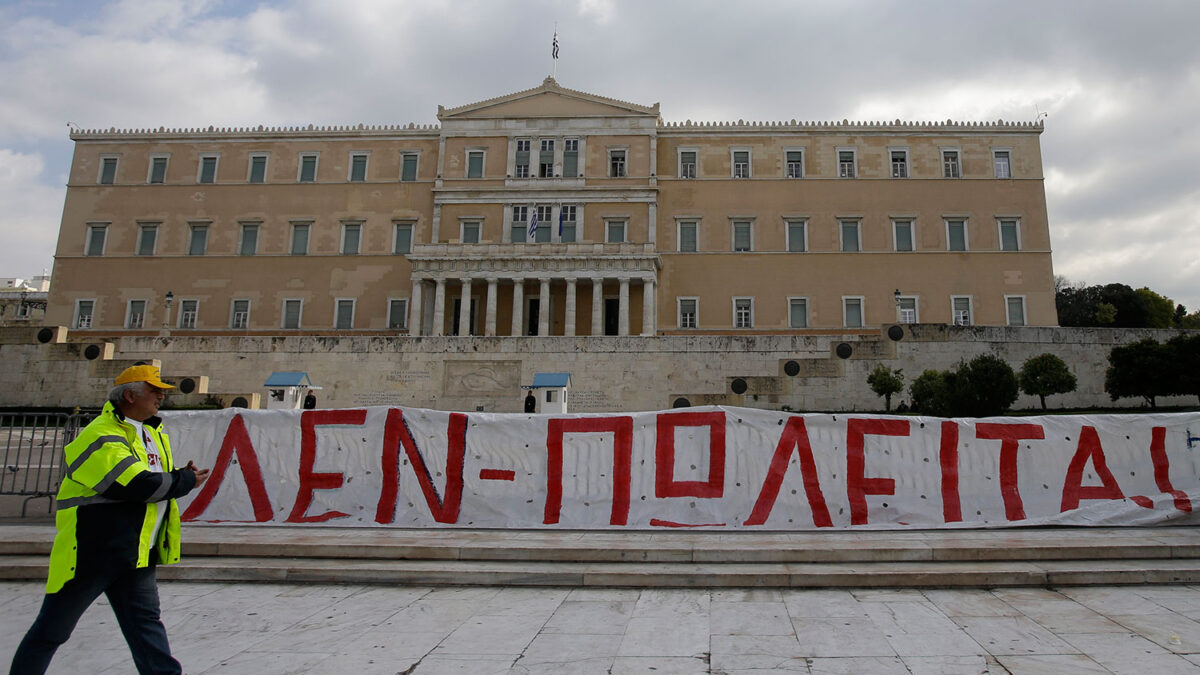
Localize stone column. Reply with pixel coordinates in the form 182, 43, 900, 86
485, 278, 498, 336
641, 278, 656, 336
511, 278, 525, 336
538, 278, 551, 336
618, 277, 630, 337
564, 277, 577, 337
591, 277, 604, 336
458, 278, 472, 336
432, 278, 447, 336
409, 280, 424, 336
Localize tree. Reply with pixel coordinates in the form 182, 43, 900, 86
1018, 353, 1078, 410
908, 355, 1018, 417
956, 353, 1020, 417
1135, 288, 1175, 328
1166, 334, 1200, 404
1105, 338, 1174, 408
867, 364, 904, 412
909, 369, 951, 417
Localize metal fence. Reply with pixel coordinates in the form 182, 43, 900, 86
0, 413, 91, 516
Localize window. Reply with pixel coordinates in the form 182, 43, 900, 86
349, 153, 368, 182
678, 298, 698, 329
514, 139, 530, 178
99, 156, 118, 184
539, 139, 555, 178
299, 153, 318, 182
609, 149, 626, 177
732, 149, 750, 178
401, 152, 419, 181
239, 223, 259, 256
511, 206, 528, 243
897, 296, 918, 324
951, 296, 972, 326
733, 297, 753, 329
461, 221, 481, 244
942, 149, 960, 178
1006, 296, 1026, 326
678, 221, 698, 252
946, 219, 968, 251
282, 299, 302, 329
732, 221, 752, 251
838, 149, 856, 178
335, 299, 355, 329
563, 138, 579, 177
993, 150, 1011, 178
74, 300, 95, 329
126, 300, 146, 329
786, 220, 807, 252
137, 224, 158, 256
893, 219, 914, 252
291, 222, 310, 255
178, 299, 198, 329
606, 220, 626, 243
560, 205, 577, 243
788, 298, 809, 328
785, 149, 804, 178
679, 150, 697, 178
388, 299, 408, 330
891, 149, 908, 178
198, 155, 218, 183
393, 222, 413, 254
230, 299, 250, 329
535, 206, 552, 243
466, 150, 484, 178
840, 220, 861, 252
248, 154, 268, 183
188, 223, 208, 256
341, 222, 361, 255
85, 224, 107, 256
999, 219, 1020, 251
843, 297, 864, 328
148, 155, 168, 184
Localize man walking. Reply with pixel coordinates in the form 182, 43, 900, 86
10, 365, 210, 674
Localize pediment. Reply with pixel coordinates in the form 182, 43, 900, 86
439, 78, 658, 120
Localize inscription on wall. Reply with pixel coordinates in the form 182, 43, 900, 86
444, 360, 521, 397
570, 390, 611, 411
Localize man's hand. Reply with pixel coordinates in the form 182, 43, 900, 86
184, 461, 211, 487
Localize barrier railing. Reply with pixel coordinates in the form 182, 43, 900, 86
0, 413, 91, 516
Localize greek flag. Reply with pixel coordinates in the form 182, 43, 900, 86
528, 208, 538, 241
552, 32, 559, 59
558, 208, 565, 236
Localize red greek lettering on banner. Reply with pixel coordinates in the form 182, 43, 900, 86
544, 416, 633, 526
744, 416, 832, 527
182, 414, 272, 522
286, 409, 365, 523
375, 409, 466, 524
975, 422, 1045, 521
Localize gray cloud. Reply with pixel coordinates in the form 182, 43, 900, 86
0, 0, 1197, 310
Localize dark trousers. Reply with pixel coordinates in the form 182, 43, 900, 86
9, 565, 181, 675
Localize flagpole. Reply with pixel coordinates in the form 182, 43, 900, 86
552, 23, 558, 80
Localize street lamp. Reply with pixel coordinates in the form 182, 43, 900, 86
163, 291, 174, 328
893, 289, 901, 306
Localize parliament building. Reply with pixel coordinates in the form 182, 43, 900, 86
46, 78, 1055, 338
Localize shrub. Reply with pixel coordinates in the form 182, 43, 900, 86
1018, 353, 1078, 410
867, 364, 904, 412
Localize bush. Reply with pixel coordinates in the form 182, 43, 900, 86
1105, 338, 1174, 408
867, 364, 904, 412
1018, 353, 1078, 410
908, 354, 1019, 417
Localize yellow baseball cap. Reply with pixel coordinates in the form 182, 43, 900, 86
114, 365, 175, 390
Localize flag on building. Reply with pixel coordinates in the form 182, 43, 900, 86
528, 208, 538, 241
558, 207, 565, 236
552, 32, 559, 59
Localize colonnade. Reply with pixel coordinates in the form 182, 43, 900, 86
408, 274, 656, 337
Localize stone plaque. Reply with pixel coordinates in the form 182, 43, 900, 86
444, 360, 520, 397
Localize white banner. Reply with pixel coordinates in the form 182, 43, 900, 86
162, 406, 1200, 530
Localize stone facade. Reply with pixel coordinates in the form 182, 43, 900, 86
1, 325, 1194, 413
47, 79, 1053, 339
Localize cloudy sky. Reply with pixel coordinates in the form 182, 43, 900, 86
2, 0, 1198, 311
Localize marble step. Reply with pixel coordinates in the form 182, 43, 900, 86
3, 554, 1200, 587
2, 524, 1198, 564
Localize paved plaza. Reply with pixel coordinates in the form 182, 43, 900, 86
3, 581, 1200, 674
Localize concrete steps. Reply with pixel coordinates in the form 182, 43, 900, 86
2, 524, 1199, 588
